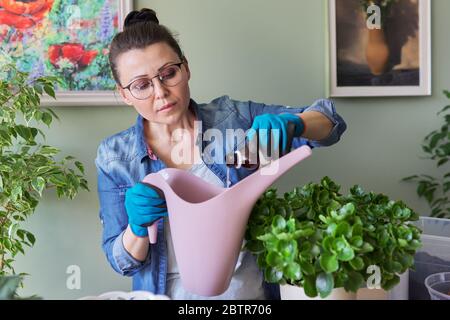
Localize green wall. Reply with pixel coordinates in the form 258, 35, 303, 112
15, 0, 450, 299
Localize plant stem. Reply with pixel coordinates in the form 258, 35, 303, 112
0, 251, 4, 273
0, 223, 4, 273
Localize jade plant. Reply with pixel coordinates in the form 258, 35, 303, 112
245, 176, 422, 298
402, 90, 450, 219
0, 60, 89, 285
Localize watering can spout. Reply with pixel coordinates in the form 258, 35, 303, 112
230, 145, 313, 204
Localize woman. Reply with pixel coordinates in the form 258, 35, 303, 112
95, 8, 347, 300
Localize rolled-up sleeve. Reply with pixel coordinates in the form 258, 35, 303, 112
231, 96, 347, 149
95, 141, 150, 276
299, 99, 347, 147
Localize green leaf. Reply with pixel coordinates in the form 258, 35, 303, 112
407, 239, 422, 250
257, 233, 276, 242
316, 272, 334, 299
359, 242, 374, 253
25, 232, 36, 246
33, 84, 43, 95
349, 257, 365, 270
377, 229, 389, 247
398, 254, 414, 269
394, 261, 404, 273
43, 107, 60, 121
48, 174, 66, 186
437, 158, 448, 167
7, 223, 19, 238
344, 271, 365, 292
320, 253, 339, 273
337, 246, 355, 262
383, 274, 400, 291
41, 112, 52, 126
280, 240, 298, 259
322, 236, 335, 253
319, 190, 329, 202
429, 132, 445, 149
264, 267, 283, 283
14, 125, 32, 141
299, 261, 315, 276
350, 236, 363, 247
245, 240, 265, 254
303, 276, 318, 298
249, 225, 264, 239
339, 202, 355, 215
276, 206, 287, 217
272, 215, 286, 230
293, 228, 314, 238
326, 223, 337, 236
40, 145, 59, 155
398, 239, 408, 247
35, 166, 53, 175
43, 85, 55, 99
319, 214, 329, 224
31, 177, 46, 197
266, 251, 284, 267
443, 90, 450, 99
284, 262, 301, 281
336, 221, 351, 237
16, 229, 25, 241
11, 185, 23, 201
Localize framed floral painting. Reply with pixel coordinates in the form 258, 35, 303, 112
0, 0, 133, 106
328, 0, 431, 97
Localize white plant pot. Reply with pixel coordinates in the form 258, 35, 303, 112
280, 284, 357, 300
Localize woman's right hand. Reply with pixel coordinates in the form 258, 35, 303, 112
125, 182, 168, 237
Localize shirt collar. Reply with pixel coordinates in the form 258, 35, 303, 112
135, 98, 201, 163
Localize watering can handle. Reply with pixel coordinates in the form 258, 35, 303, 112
140, 182, 166, 244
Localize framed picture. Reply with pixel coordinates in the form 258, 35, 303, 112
0, 0, 133, 106
328, 0, 431, 97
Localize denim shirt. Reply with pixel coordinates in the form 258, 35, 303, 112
95, 95, 347, 298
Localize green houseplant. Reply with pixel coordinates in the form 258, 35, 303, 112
0, 60, 89, 295
245, 176, 422, 299
402, 90, 450, 219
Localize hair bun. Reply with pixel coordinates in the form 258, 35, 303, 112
124, 8, 159, 28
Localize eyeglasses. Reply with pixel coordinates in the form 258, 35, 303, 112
121, 62, 184, 100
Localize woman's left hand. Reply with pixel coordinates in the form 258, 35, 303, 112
246, 113, 305, 154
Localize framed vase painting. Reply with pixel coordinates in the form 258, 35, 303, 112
328, 0, 431, 97
0, 0, 133, 106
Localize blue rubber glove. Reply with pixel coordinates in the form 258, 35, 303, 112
246, 113, 305, 154
125, 182, 168, 237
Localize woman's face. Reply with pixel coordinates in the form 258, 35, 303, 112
116, 42, 191, 125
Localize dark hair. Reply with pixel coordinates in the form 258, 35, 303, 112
108, 8, 184, 85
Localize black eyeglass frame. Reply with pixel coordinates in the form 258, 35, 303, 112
120, 62, 185, 100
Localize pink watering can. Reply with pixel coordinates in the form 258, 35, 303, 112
142, 145, 312, 296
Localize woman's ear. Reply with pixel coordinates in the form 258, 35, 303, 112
117, 85, 133, 106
